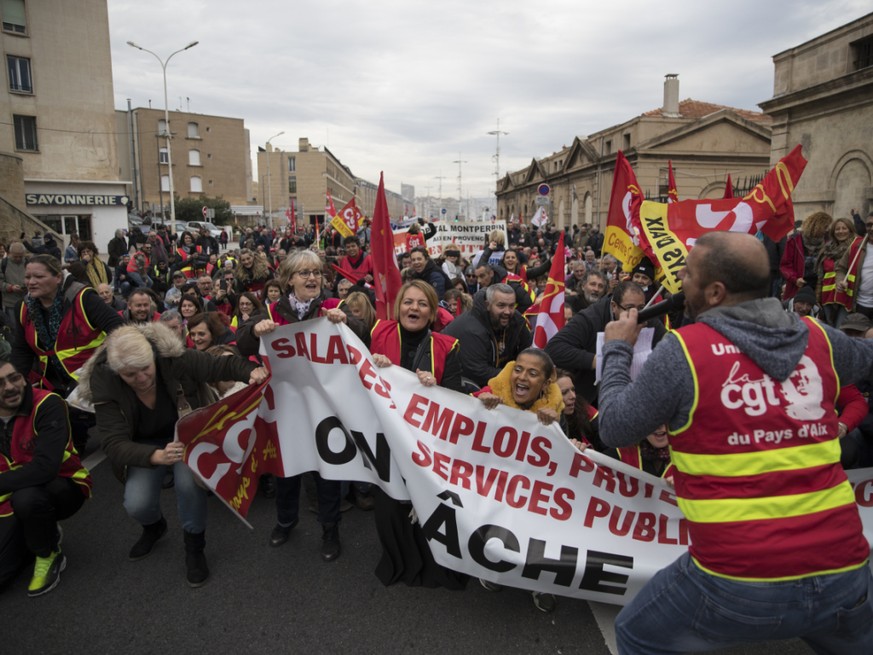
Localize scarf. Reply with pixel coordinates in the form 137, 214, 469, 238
639, 440, 671, 463
85, 259, 108, 288
486, 361, 564, 415
25, 287, 65, 375
288, 293, 314, 320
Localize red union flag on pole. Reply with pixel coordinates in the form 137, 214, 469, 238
636, 145, 808, 295
667, 161, 679, 203
723, 174, 734, 199
177, 376, 280, 524
525, 232, 566, 348
371, 173, 402, 320
603, 151, 645, 272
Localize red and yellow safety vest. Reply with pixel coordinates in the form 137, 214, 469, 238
820, 256, 852, 309
670, 318, 868, 580
504, 273, 535, 304
20, 286, 107, 384
841, 236, 867, 305
617, 444, 676, 479
370, 319, 458, 382
0, 389, 92, 517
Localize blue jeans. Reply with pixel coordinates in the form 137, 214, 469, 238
615, 552, 873, 654
124, 462, 207, 534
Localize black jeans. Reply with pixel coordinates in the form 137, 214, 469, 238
10, 477, 86, 557
275, 473, 341, 528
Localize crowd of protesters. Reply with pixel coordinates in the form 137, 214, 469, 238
0, 208, 872, 650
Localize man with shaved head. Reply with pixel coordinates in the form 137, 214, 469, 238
597, 232, 873, 653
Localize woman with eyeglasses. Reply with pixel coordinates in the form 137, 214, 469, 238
235, 249, 367, 563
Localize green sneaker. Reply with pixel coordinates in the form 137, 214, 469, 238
27, 550, 66, 597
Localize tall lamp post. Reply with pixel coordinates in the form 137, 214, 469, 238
265, 131, 285, 229
127, 39, 199, 234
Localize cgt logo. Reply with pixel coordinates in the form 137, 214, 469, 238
719, 357, 826, 419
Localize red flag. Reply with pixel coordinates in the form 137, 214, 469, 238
723, 174, 734, 199
371, 173, 402, 320
524, 232, 566, 348
177, 375, 281, 522
636, 145, 808, 294
326, 191, 338, 219
602, 151, 645, 272
667, 161, 679, 204
290, 199, 297, 232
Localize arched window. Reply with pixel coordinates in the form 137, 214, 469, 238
160, 175, 170, 192
190, 176, 203, 193
189, 149, 201, 166
187, 122, 199, 138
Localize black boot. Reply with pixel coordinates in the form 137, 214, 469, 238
320, 523, 341, 562
183, 530, 209, 587
129, 517, 167, 561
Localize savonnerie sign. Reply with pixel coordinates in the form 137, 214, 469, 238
26, 194, 129, 206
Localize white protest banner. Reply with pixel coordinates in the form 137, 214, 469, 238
427, 221, 507, 258
256, 319, 873, 606
262, 320, 682, 605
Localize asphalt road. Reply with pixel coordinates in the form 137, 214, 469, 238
4, 443, 815, 655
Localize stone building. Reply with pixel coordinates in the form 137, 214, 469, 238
760, 12, 873, 220
496, 75, 772, 231
116, 107, 252, 216
0, 0, 126, 248
258, 137, 406, 228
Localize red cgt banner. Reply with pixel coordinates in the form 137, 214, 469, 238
176, 374, 281, 524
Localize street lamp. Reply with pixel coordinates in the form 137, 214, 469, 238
127, 39, 199, 234
265, 131, 285, 230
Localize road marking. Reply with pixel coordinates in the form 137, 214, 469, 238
588, 601, 619, 654
82, 450, 107, 471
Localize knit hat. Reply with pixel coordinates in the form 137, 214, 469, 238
840, 313, 872, 334
632, 259, 655, 283
793, 286, 816, 305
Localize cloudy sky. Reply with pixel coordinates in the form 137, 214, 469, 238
108, 0, 870, 201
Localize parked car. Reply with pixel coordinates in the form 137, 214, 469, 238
186, 221, 223, 239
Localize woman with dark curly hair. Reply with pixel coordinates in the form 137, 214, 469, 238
76, 241, 112, 290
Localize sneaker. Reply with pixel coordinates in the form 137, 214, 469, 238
479, 578, 503, 592
532, 591, 556, 613
269, 519, 298, 548
129, 517, 168, 560
28, 551, 67, 597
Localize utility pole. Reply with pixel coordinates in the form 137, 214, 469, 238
452, 155, 467, 220
487, 119, 509, 182
434, 173, 445, 219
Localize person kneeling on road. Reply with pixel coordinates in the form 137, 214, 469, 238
0, 355, 92, 597
76, 322, 265, 588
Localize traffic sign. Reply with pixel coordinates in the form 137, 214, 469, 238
441, 208, 447, 215
535, 196, 550, 206
202, 205, 208, 218
537, 183, 551, 196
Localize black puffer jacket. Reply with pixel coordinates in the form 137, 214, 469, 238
441, 289, 532, 388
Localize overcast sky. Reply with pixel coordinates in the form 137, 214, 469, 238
108, 1, 870, 200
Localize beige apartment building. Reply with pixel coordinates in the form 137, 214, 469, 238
258, 137, 407, 228
760, 13, 873, 220
496, 75, 773, 231
0, 0, 126, 248
117, 107, 252, 215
